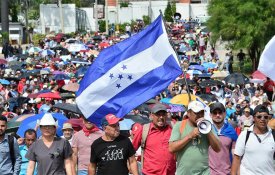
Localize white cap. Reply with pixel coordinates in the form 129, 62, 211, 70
43, 84, 47, 88
39, 113, 58, 126
33, 78, 38, 82
188, 101, 205, 113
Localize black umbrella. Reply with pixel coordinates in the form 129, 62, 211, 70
224, 73, 249, 85
20, 69, 40, 78
60, 93, 76, 99
176, 79, 196, 86
198, 94, 218, 104
8, 97, 30, 107
200, 79, 224, 87
124, 114, 150, 124
53, 103, 82, 115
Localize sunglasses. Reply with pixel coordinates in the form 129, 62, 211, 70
212, 111, 223, 115
255, 115, 269, 120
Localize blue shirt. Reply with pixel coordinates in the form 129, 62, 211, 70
0, 135, 22, 175
19, 145, 37, 175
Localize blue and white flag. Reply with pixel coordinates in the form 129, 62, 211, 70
76, 15, 183, 125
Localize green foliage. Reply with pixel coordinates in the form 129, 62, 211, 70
207, 0, 275, 70
0, 32, 9, 45
120, 2, 130, 8
142, 15, 150, 26
164, 1, 176, 23
98, 20, 106, 33
32, 34, 46, 45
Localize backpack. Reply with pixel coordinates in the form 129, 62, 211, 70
244, 130, 275, 160
140, 120, 188, 168
8, 135, 15, 170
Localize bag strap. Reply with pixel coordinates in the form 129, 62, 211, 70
141, 123, 150, 169
179, 119, 188, 134
8, 135, 15, 170
245, 130, 251, 146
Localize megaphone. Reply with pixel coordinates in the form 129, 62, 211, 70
197, 119, 212, 134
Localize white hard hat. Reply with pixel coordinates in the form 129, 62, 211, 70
39, 113, 58, 127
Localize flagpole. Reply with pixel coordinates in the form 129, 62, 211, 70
159, 10, 192, 103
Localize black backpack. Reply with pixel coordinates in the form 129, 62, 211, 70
8, 135, 15, 170
245, 130, 275, 160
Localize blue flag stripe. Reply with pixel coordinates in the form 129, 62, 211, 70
77, 15, 164, 96
87, 55, 182, 126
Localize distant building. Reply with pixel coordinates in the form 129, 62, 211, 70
0, 23, 24, 44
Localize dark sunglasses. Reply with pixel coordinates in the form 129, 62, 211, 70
212, 111, 223, 115
256, 115, 269, 120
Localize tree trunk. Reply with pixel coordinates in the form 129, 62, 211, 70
1, 0, 9, 45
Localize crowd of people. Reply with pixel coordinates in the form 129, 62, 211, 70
0, 19, 275, 175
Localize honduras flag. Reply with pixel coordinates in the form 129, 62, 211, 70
76, 15, 183, 126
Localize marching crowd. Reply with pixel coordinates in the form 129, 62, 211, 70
0, 20, 275, 175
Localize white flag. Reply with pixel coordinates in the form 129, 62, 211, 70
258, 36, 275, 80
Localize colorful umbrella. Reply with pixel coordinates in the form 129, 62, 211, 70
0, 58, 7, 64
37, 92, 61, 99
188, 65, 204, 71
170, 94, 203, 106
28, 47, 42, 53
53, 74, 70, 80
41, 49, 55, 56
0, 79, 10, 85
186, 70, 202, 75
62, 83, 79, 92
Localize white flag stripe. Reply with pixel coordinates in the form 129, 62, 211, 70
258, 36, 275, 80
76, 32, 177, 117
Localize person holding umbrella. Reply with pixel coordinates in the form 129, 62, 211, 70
26, 113, 73, 175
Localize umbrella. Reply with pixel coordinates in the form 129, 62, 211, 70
0, 58, 7, 64
53, 103, 82, 115
170, 94, 203, 106
53, 74, 70, 80
186, 70, 202, 75
124, 114, 150, 124
188, 65, 204, 71
0, 79, 10, 85
60, 93, 75, 99
93, 35, 102, 41
20, 69, 40, 78
16, 113, 68, 137
68, 44, 87, 52
186, 51, 198, 56
52, 70, 66, 75
28, 47, 42, 53
198, 94, 218, 104
75, 66, 89, 78
65, 118, 83, 131
167, 104, 185, 113
10, 113, 35, 122
199, 79, 224, 87
41, 49, 55, 56
40, 69, 50, 75
98, 42, 110, 49
211, 71, 229, 79
198, 73, 212, 79
119, 118, 135, 130
51, 57, 62, 62
160, 98, 172, 104
37, 92, 61, 99
62, 83, 79, 92
7, 121, 21, 133
176, 79, 196, 85
202, 62, 217, 70
65, 38, 77, 43
8, 97, 30, 107
224, 73, 249, 85
251, 70, 266, 80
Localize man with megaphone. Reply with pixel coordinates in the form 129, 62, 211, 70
169, 101, 221, 175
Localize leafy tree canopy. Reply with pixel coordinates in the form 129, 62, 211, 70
207, 0, 275, 70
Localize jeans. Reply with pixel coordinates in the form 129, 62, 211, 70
78, 170, 88, 175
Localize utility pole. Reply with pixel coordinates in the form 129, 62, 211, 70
25, 0, 29, 43
58, 0, 65, 33
94, 0, 98, 32
148, 0, 152, 23
105, 0, 109, 34
1, 0, 9, 44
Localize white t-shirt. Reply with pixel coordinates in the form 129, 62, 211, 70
234, 125, 275, 175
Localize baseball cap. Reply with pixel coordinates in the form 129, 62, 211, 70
101, 114, 123, 126
236, 104, 241, 108
151, 103, 167, 113
62, 123, 73, 130
188, 101, 205, 113
253, 105, 269, 116
210, 102, 225, 113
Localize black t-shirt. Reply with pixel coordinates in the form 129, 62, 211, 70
237, 52, 245, 61
90, 135, 135, 175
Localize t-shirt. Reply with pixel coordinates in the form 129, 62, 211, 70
237, 52, 245, 61
26, 137, 72, 175
90, 135, 136, 175
169, 121, 210, 175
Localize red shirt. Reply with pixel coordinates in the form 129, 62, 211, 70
264, 80, 275, 92
132, 123, 176, 175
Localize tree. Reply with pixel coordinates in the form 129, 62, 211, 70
164, 2, 174, 22
207, 0, 275, 71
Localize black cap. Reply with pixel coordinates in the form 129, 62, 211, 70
210, 102, 226, 113
253, 105, 269, 116
236, 104, 241, 108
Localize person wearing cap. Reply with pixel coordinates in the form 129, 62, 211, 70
231, 105, 275, 175
238, 107, 254, 131
61, 123, 74, 145
26, 113, 73, 175
169, 101, 221, 175
88, 114, 138, 175
71, 118, 103, 175
131, 103, 176, 175
208, 102, 238, 175
229, 104, 242, 128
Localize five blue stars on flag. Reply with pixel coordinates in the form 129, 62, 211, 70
109, 64, 133, 89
